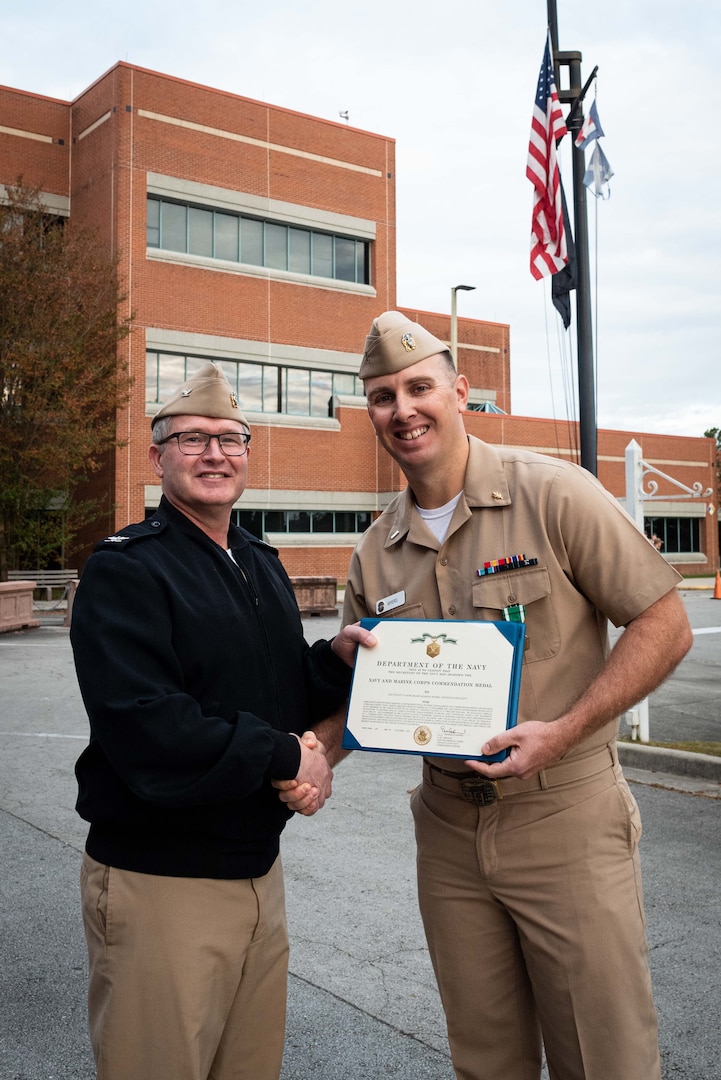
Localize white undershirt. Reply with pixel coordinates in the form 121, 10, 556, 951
416, 492, 463, 543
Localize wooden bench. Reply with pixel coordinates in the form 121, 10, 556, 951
7, 569, 79, 601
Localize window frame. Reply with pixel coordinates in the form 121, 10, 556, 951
644, 515, 702, 554
147, 195, 370, 286
147, 350, 363, 418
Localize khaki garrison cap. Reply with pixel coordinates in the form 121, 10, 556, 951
151, 362, 249, 430
359, 311, 452, 380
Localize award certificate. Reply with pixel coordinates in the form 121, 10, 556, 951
343, 618, 525, 761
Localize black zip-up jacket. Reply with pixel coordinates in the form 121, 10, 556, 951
71, 498, 352, 878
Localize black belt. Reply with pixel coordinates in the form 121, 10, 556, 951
422, 744, 617, 806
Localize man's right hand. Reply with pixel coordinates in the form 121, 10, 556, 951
273, 732, 333, 816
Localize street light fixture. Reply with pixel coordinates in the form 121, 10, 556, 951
450, 284, 476, 367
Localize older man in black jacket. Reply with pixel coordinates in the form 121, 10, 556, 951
71, 362, 374, 1080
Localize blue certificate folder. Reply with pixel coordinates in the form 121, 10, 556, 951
342, 618, 525, 763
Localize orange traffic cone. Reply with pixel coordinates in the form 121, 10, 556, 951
713, 570, 721, 600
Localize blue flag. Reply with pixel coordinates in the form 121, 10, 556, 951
583, 143, 614, 199
575, 100, 605, 149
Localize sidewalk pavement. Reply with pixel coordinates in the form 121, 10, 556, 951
1, 593, 719, 1080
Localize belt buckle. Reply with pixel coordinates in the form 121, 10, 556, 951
459, 777, 501, 805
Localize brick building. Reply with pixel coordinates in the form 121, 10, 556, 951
1, 62, 717, 579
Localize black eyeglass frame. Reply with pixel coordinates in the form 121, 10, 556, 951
157, 430, 251, 456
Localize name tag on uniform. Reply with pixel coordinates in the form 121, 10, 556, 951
375, 590, 406, 615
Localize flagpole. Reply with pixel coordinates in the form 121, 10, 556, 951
563, 51, 597, 476
547, 2, 598, 477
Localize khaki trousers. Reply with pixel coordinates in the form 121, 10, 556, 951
411, 755, 661, 1080
80, 853, 289, 1080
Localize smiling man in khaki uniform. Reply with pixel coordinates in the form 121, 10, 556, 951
340, 311, 692, 1080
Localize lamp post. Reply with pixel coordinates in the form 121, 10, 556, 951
450, 284, 476, 367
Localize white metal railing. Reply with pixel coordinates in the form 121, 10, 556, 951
623, 440, 712, 741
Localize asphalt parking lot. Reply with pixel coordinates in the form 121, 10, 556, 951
0, 586, 719, 1079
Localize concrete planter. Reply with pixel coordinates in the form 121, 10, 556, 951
290, 576, 338, 617
0, 580, 40, 633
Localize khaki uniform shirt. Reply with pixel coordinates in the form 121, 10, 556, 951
343, 437, 680, 766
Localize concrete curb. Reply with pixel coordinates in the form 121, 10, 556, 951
676, 578, 715, 591
618, 742, 721, 782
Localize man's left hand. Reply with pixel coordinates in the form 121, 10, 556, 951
464, 720, 568, 780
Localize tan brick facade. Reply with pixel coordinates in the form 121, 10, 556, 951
1, 63, 717, 580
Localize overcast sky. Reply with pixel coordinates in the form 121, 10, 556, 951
3, 0, 719, 439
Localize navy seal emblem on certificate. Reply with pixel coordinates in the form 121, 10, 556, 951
343, 618, 525, 763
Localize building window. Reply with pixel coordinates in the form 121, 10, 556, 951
145, 507, 371, 537
232, 510, 371, 537
146, 196, 370, 285
146, 197, 160, 247
147, 351, 362, 418
466, 402, 506, 414
644, 516, 701, 554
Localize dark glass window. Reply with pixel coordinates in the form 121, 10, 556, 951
356, 241, 367, 284
146, 351, 159, 401
148, 196, 369, 284
161, 202, 187, 252
312, 233, 333, 278
645, 516, 701, 553
158, 355, 186, 403
215, 213, 239, 261
226, 509, 372, 536
311, 511, 334, 533
264, 511, 285, 532
265, 222, 287, 270
238, 363, 264, 413
240, 217, 263, 265
311, 371, 333, 417
285, 369, 310, 415
237, 510, 263, 539
334, 511, 355, 532
333, 373, 356, 396
147, 198, 160, 247
148, 352, 363, 418
288, 511, 310, 533
263, 366, 280, 412
216, 360, 239, 394
334, 237, 356, 282
289, 228, 311, 273
189, 207, 213, 257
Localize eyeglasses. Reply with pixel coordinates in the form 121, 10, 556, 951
158, 431, 251, 456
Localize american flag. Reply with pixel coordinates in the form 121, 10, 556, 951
527, 34, 568, 280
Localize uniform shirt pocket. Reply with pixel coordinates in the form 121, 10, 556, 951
471, 566, 561, 662
376, 602, 426, 620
